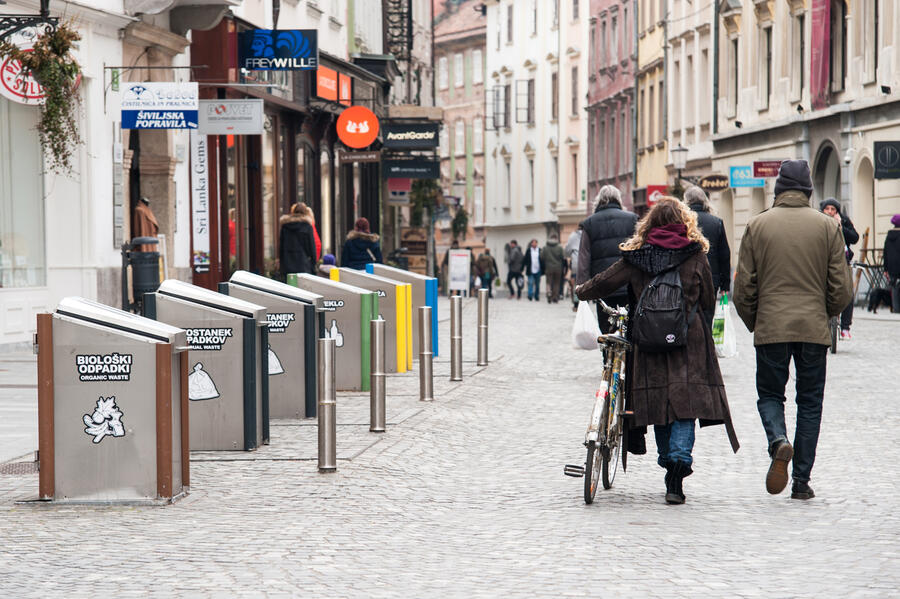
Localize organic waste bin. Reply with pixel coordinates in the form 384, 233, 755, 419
36, 297, 189, 503
220, 271, 324, 419
330, 267, 412, 373
144, 280, 268, 451
367, 264, 438, 357
287, 273, 377, 392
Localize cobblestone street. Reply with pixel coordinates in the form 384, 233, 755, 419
0, 295, 898, 597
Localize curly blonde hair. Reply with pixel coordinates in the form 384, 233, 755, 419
620, 196, 710, 252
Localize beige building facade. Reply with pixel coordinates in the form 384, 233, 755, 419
634, 0, 667, 211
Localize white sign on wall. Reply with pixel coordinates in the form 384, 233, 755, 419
0, 29, 46, 105
198, 99, 264, 135
448, 249, 471, 293
121, 82, 198, 129
190, 131, 211, 272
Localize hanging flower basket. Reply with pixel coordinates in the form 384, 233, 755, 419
0, 22, 82, 174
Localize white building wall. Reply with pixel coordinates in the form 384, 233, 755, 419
233, 0, 349, 58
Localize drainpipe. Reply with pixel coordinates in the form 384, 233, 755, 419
713, 0, 719, 135
632, 0, 638, 192
662, 2, 668, 169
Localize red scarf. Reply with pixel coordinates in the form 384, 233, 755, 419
646, 223, 691, 249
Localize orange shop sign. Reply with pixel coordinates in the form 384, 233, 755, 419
316, 66, 338, 101
337, 105, 379, 149
339, 73, 351, 106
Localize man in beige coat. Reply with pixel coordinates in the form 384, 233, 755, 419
734, 159, 852, 501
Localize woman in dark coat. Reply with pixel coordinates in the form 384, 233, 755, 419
278, 203, 317, 278
341, 217, 383, 270
576, 197, 739, 504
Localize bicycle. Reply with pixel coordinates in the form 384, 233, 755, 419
564, 298, 632, 504
829, 315, 839, 354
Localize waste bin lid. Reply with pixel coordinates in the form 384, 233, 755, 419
230, 271, 324, 311
291, 273, 374, 296
56, 297, 186, 344
339, 268, 405, 287
369, 263, 434, 281
158, 280, 267, 323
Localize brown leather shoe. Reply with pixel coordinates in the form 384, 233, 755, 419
766, 441, 793, 494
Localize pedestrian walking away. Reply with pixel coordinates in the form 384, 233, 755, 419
733, 159, 853, 500
885, 215, 900, 313
576, 197, 740, 505
684, 186, 732, 329
523, 239, 544, 301
476, 248, 499, 298
279, 203, 317, 278
565, 228, 583, 308
505, 240, 525, 299
543, 234, 565, 303
577, 185, 638, 332
819, 198, 859, 339
341, 217, 383, 270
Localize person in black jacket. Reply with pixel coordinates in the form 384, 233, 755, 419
820, 198, 859, 338
522, 239, 544, 300
279, 203, 317, 278
576, 185, 638, 332
341, 217, 383, 270
685, 186, 732, 328
885, 214, 900, 313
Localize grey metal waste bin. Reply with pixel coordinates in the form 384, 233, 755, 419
219, 271, 324, 419
367, 264, 439, 357
144, 280, 268, 451
36, 297, 189, 503
287, 273, 377, 392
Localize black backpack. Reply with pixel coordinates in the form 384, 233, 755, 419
632, 267, 698, 352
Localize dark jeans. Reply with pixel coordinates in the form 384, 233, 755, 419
654, 419, 696, 467
546, 269, 562, 302
527, 273, 541, 300
506, 271, 523, 298
756, 342, 828, 482
840, 300, 853, 330
480, 274, 494, 298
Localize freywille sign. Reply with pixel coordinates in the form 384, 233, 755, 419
699, 174, 729, 191
121, 82, 198, 129
239, 29, 318, 70
382, 123, 441, 149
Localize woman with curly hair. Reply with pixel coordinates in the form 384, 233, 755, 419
576, 197, 739, 504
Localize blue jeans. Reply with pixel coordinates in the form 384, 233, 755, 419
480, 274, 493, 297
655, 419, 696, 467
527, 273, 541, 299
756, 342, 827, 482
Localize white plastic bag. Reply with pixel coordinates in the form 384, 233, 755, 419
572, 300, 602, 350
716, 301, 738, 359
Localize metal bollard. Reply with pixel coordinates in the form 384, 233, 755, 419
450, 295, 462, 381
370, 319, 386, 432
477, 288, 489, 366
317, 337, 337, 472
418, 306, 434, 401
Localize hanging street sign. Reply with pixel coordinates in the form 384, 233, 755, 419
121, 82, 199, 129
383, 159, 440, 179
238, 29, 318, 70
337, 105, 379, 148
646, 185, 667, 206
198, 99, 264, 135
730, 166, 765, 188
874, 141, 900, 179
382, 123, 441, 149
190, 131, 211, 272
338, 150, 381, 164
699, 174, 730, 191
753, 160, 783, 178
0, 29, 45, 105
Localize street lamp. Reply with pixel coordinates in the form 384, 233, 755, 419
672, 143, 688, 199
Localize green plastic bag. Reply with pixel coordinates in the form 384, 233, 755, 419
712, 294, 727, 346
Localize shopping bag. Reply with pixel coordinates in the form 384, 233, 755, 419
712, 294, 726, 346
572, 300, 601, 350
716, 295, 738, 358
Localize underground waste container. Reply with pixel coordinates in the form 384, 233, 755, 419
36, 297, 189, 503
219, 270, 324, 419
330, 267, 412, 373
144, 280, 268, 451
367, 264, 438, 357
287, 273, 377, 392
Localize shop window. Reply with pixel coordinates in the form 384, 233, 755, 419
0, 98, 44, 288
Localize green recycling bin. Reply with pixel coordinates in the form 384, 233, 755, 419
287, 273, 377, 392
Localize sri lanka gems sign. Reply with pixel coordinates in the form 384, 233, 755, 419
121, 82, 198, 129
238, 29, 318, 70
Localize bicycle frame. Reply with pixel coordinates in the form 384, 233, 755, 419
584, 300, 630, 446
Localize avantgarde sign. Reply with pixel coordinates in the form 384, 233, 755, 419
121, 82, 198, 129
382, 123, 441, 149
239, 29, 318, 70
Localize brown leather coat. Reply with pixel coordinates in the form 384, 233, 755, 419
576, 243, 739, 453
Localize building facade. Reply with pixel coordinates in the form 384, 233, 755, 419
587, 0, 637, 210
634, 0, 667, 213
482, 0, 560, 278
712, 0, 900, 266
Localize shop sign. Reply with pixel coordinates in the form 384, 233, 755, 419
339, 73, 351, 106
316, 66, 338, 101
646, 185, 668, 206
387, 177, 412, 205
337, 105, 379, 149
338, 150, 381, 164
382, 123, 441, 149
0, 30, 45, 104
699, 174, 729, 191
874, 142, 900, 179
121, 82, 198, 129
238, 29, 318, 70
753, 160, 783, 178
729, 166, 765, 188
190, 131, 211, 272
448, 250, 472, 292
198, 99, 264, 135
383, 159, 440, 179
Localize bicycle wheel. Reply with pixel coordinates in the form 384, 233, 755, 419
601, 425, 621, 489
830, 318, 838, 354
584, 441, 602, 504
